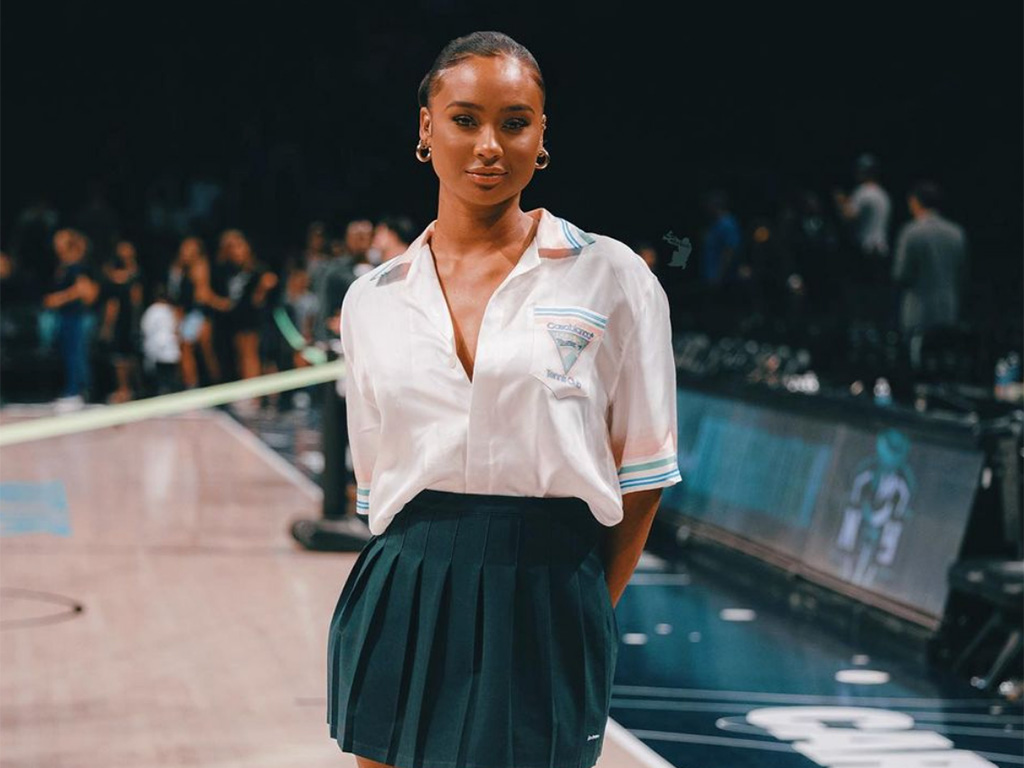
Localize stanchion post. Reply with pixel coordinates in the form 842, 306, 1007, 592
320, 346, 348, 521
289, 343, 371, 551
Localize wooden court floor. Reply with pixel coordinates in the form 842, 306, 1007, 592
0, 408, 659, 768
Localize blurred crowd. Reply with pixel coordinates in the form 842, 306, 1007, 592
692, 156, 966, 330
0, 151, 980, 410
0, 205, 415, 411
663, 154, 973, 386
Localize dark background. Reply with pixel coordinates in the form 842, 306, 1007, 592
2, 1, 1021, 303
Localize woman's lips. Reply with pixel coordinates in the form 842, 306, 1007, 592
467, 171, 506, 186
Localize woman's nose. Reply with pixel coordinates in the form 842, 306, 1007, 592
474, 125, 503, 158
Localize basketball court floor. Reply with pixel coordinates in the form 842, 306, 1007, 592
1, 407, 1021, 767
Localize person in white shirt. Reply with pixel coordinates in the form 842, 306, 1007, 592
327, 31, 681, 768
835, 153, 892, 259
140, 285, 182, 395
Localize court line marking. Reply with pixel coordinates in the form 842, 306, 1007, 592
612, 698, 1024, 723
604, 717, 677, 768
210, 410, 323, 504
627, 728, 1024, 766
713, 714, 1023, 739
628, 727, 795, 752
612, 684, 1014, 708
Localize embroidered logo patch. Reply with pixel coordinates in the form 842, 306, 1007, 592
547, 323, 594, 373
533, 306, 608, 375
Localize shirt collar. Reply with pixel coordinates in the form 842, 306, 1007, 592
394, 207, 593, 342
404, 207, 592, 272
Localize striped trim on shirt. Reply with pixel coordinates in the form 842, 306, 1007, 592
533, 305, 608, 329
618, 453, 682, 493
355, 486, 370, 513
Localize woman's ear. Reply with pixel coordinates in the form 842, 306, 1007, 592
419, 107, 432, 141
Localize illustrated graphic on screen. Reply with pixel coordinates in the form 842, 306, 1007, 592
833, 429, 917, 587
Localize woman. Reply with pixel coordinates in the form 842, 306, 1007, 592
168, 236, 222, 387
221, 229, 277, 409
98, 239, 144, 403
327, 32, 682, 768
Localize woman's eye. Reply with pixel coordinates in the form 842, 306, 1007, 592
452, 115, 529, 130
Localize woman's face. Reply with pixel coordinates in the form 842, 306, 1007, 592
229, 233, 252, 266
179, 237, 201, 265
116, 241, 137, 266
419, 55, 545, 207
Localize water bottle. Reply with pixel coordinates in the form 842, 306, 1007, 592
873, 377, 892, 406
1006, 353, 1022, 402
994, 357, 1009, 401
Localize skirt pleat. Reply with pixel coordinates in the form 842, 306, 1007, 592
327, 489, 618, 768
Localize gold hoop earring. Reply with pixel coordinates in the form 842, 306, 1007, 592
415, 140, 431, 163
535, 147, 550, 170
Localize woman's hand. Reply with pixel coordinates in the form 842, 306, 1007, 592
252, 272, 278, 306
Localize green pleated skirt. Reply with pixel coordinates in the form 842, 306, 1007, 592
327, 488, 620, 768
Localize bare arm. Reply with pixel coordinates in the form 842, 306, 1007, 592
197, 283, 233, 312
600, 488, 662, 608
43, 274, 99, 309
193, 260, 234, 312
130, 280, 144, 309
833, 189, 857, 221
100, 297, 119, 339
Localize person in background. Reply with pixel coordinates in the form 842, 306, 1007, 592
780, 189, 842, 319
285, 257, 320, 344
834, 153, 892, 260
203, 230, 240, 382
892, 180, 969, 367
834, 153, 893, 325
345, 219, 375, 279
169, 236, 222, 388
140, 283, 182, 396
264, 254, 320, 413
369, 214, 416, 267
221, 229, 277, 411
700, 190, 742, 287
314, 220, 364, 341
304, 220, 331, 291
98, 240, 144, 403
42, 229, 100, 411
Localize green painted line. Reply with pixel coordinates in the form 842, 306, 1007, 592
0, 361, 346, 447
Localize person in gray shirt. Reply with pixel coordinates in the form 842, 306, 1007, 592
891, 180, 969, 362
313, 219, 371, 342
835, 153, 892, 258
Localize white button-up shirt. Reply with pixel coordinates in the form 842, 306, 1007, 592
339, 207, 682, 535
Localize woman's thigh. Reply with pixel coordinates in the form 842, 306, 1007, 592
355, 757, 394, 768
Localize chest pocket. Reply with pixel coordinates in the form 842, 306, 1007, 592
530, 305, 608, 398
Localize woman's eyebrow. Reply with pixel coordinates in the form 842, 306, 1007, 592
445, 101, 535, 113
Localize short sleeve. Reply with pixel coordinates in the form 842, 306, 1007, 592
339, 285, 382, 515
607, 277, 682, 495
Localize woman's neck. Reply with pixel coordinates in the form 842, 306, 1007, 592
431, 192, 532, 264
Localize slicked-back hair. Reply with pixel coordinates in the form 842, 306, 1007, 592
417, 30, 545, 111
